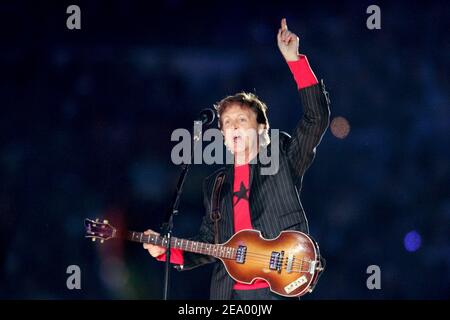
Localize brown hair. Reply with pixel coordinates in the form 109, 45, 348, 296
214, 92, 269, 129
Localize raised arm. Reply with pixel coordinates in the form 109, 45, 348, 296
277, 18, 331, 184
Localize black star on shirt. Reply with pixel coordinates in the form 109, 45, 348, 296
233, 182, 249, 206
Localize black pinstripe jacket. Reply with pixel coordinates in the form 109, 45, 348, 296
175, 80, 330, 300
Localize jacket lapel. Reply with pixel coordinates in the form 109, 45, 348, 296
221, 164, 234, 241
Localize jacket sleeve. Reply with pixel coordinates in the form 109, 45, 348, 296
286, 80, 331, 185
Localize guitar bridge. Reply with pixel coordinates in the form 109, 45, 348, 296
286, 254, 295, 273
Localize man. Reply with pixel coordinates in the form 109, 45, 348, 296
144, 18, 330, 300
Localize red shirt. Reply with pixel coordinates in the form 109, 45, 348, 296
232, 163, 269, 289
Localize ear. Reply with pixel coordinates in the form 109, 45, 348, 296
257, 124, 266, 135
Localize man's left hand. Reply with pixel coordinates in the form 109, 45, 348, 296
277, 18, 300, 62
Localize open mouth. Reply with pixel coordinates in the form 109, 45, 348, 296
233, 135, 242, 144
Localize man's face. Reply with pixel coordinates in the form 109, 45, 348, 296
220, 104, 264, 156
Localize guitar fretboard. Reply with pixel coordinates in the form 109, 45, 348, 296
126, 231, 236, 259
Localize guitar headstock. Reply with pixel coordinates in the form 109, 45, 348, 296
84, 218, 116, 243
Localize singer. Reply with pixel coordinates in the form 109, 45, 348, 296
144, 18, 331, 300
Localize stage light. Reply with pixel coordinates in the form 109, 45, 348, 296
330, 116, 350, 139
404, 230, 421, 252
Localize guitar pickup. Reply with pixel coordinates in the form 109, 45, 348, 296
278, 251, 284, 273
235, 245, 247, 264
269, 252, 279, 270
270, 251, 284, 272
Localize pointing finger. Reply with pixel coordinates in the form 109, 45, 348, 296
281, 18, 287, 31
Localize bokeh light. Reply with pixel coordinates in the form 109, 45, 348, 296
404, 231, 422, 252
330, 116, 350, 139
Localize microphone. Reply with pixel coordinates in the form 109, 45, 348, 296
193, 108, 215, 142
196, 108, 216, 126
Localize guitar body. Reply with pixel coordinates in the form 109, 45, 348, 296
220, 229, 322, 297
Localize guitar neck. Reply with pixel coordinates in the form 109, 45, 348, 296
124, 231, 236, 259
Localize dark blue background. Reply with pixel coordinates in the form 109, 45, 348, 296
0, 0, 449, 299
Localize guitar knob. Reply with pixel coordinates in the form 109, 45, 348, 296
92, 238, 96, 242
103, 220, 109, 224
100, 240, 104, 244
95, 218, 99, 222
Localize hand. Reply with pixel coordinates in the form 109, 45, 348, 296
277, 18, 300, 62
143, 229, 166, 258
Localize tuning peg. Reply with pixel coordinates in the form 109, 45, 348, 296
92, 238, 96, 242
103, 220, 109, 224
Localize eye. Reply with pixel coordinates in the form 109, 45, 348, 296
239, 117, 247, 122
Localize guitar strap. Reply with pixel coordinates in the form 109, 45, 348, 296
210, 171, 225, 244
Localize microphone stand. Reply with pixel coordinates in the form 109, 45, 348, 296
160, 110, 214, 300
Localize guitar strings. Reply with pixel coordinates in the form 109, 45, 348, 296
92, 231, 317, 272
231, 255, 311, 270
144, 237, 315, 269
181, 246, 313, 269
213, 252, 313, 270
191, 245, 310, 261
211, 249, 314, 268
230, 257, 311, 273
240, 254, 311, 269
